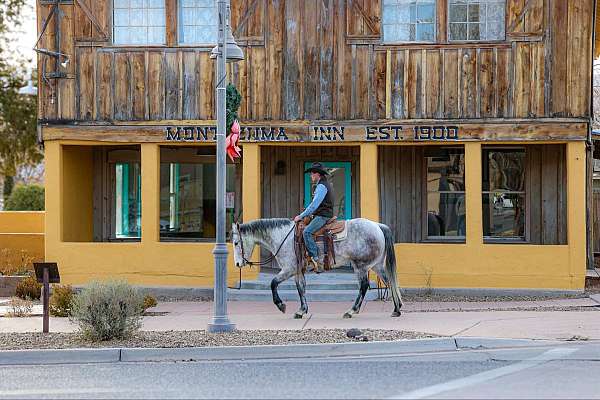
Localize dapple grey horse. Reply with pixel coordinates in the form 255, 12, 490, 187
231, 218, 403, 319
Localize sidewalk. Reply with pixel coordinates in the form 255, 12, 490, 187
1, 296, 599, 340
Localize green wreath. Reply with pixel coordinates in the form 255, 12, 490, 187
226, 83, 242, 133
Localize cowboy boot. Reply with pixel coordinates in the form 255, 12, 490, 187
310, 257, 325, 274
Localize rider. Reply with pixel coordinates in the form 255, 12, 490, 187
293, 162, 335, 274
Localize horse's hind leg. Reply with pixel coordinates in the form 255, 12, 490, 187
343, 269, 369, 319
271, 268, 294, 314
294, 272, 309, 319
372, 263, 403, 317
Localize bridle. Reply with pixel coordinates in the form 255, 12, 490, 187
235, 222, 296, 267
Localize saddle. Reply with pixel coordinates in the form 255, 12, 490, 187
294, 216, 347, 273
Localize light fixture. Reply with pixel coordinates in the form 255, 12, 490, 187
210, 19, 244, 63
34, 48, 70, 69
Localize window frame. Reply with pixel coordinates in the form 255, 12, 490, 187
421, 146, 467, 243
446, 0, 507, 43
158, 146, 242, 243
379, 0, 508, 45
177, 0, 218, 46
111, 0, 168, 46
481, 146, 529, 244
381, 0, 438, 45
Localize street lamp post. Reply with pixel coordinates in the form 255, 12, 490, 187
207, 0, 243, 333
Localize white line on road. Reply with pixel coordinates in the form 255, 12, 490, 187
389, 347, 579, 399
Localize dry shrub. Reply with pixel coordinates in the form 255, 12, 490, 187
6, 297, 33, 317
143, 294, 157, 311
70, 280, 144, 341
15, 275, 41, 300
49, 284, 75, 317
0, 249, 33, 276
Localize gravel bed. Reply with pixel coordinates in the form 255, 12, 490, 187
0, 329, 439, 351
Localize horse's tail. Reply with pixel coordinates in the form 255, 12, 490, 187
378, 223, 403, 308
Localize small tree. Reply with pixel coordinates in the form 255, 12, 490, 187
4, 184, 44, 210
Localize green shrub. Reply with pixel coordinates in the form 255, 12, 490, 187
70, 280, 144, 341
15, 275, 41, 300
5, 184, 44, 211
143, 294, 157, 311
49, 284, 74, 317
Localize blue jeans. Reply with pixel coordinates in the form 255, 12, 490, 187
303, 216, 328, 259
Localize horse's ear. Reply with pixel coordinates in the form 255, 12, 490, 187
235, 209, 243, 224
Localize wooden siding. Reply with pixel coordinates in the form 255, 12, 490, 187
37, 0, 593, 124
378, 146, 424, 243
260, 146, 361, 220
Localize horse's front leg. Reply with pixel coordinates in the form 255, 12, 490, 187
294, 272, 309, 319
344, 269, 369, 319
271, 268, 294, 314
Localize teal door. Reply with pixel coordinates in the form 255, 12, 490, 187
304, 162, 352, 220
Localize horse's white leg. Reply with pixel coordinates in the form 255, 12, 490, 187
343, 268, 369, 319
294, 272, 309, 319
372, 263, 403, 317
271, 268, 295, 314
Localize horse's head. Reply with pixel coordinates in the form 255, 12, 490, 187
231, 222, 248, 268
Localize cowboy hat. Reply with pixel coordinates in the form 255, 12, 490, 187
303, 162, 329, 175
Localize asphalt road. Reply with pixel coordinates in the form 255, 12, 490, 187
1, 343, 599, 399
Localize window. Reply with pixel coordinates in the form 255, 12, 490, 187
382, 0, 436, 43
113, 0, 166, 45
448, 0, 505, 41
114, 162, 142, 239
159, 147, 238, 240
482, 148, 525, 240
179, 0, 218, 45
425, 147, 465, 239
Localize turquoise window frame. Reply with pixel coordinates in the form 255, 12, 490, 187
304, 161, 352, 220
115, 162, 141, 239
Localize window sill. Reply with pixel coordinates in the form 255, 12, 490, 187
374, 41, 512, 51
484, 238, 528, 244
419, 238, 466, 244
160, 238, 218, 243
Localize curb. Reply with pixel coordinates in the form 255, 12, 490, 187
0, 337, 569, 366
0, 348, 120, 365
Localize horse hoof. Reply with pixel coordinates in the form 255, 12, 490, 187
391, 311, 401, 317
294, 312, 304, 319
343, 312, 353, 319
277, 303, 286, 313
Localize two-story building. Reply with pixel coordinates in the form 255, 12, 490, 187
36, 0, 595, 291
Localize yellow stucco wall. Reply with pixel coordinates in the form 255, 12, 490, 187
0, 212, 45, 267
43, 139, 587, 290
44, 141, 258, 287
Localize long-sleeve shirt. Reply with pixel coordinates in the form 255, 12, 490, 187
299, 184, 328, 218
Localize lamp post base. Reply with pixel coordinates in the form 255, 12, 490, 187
207, 316, 236, 333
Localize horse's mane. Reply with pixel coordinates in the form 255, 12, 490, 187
239, 218, 293, 238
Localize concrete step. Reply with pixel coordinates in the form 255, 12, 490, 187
227, 288, 379, 302
239, 281, 359, 291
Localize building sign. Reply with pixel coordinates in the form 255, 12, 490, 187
164, 125, 461, 142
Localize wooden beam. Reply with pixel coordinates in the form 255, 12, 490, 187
74, 0, 108, 39
42, 120, 589, 143
166, 0, 177, 46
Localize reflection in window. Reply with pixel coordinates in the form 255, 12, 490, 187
113, 0, 166, 45
425, 147, 465, 239
382, 0, 436, 43
179, 0, 218, 45
482, 148, 526, 239
114, 163, 141, 238
159, 148, 237, 240
448, 0, 505, 41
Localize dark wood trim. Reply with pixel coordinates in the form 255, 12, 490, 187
166, 0, 178, 47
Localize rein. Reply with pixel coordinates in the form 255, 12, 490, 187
238, 223, 296, 267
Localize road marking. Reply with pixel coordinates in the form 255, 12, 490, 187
389, 347, 579, 399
